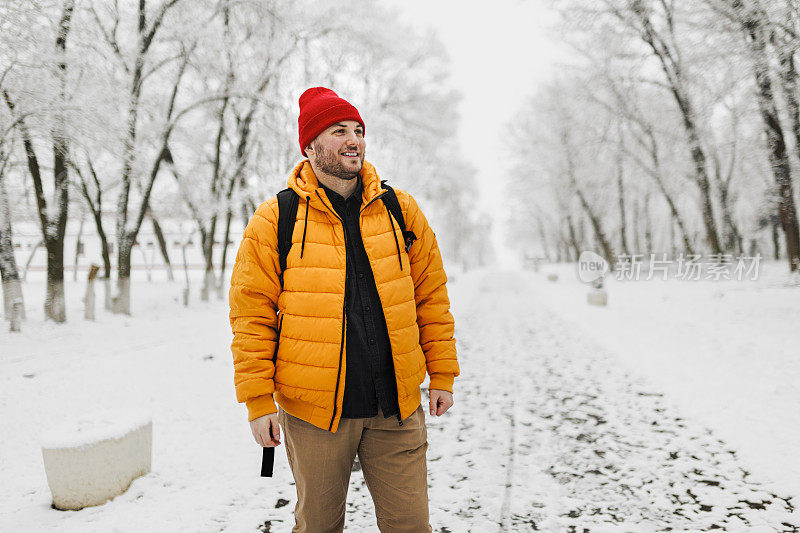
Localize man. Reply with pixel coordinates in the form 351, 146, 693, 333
229, 87, 459, 532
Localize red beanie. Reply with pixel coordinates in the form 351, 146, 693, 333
298, 87, 365, 156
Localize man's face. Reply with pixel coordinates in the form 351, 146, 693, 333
307, 120, 365, 180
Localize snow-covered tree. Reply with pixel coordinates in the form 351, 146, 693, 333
517, 0, 800, 272
1, 0, 78, 322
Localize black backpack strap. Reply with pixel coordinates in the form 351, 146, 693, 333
262, 189, 296, 478
380, 181, 417, 252
276, 188, 300, 277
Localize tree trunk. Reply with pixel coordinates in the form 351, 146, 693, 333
632, 200, 643, 255
114, 143, 175, 313
717, 178, 742, 253
565, 215, 581, 261
634, 122, 695, 255
181, 237, 191, 306
577, 216, 587, 250
616, 147, 630, 256
241, 201, 255, 228
643, 194, 653, 254
45, 178, 68, 322
772, 219, 781, 260
536, 214, 552, 261
735, 2, 800, 270
561, 127, 614, 266
44, 239, 66, 322
112, 3, 191, 314
776, 42, 800, 179
771, 48, 800, 270
93, 211, 112, 280
201, 217, 216, 302
73, 216, 84, 281
711, 136, 743, 254
649, 177, 694, 254
630, 0, 722, 254
747, 237, 757, 257
149, 209, 173, 281
74, 155, 112, 279
0, 174, 25, 320
2, 92, 69, 321
42, 0, 74, 322
687, 142, 722, 254
1, 276, 24, 322
575, 187, 615, 268
669, 217, 677, 257
751, 38, 800, 270
113, 237, 133, 314
217, 208, 233, 298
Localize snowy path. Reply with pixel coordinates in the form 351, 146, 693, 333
1, 272, 798, 532
419, 271, 796, 532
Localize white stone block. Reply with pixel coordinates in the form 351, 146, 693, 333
41, 411, 152, 510
546, 273, 559, 282
587, 289, 608, 306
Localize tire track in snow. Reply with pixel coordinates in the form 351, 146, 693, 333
497, 396, 516, 532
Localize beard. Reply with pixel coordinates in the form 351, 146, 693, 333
312, 142, 363, 180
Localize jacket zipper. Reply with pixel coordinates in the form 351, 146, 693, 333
316, 191, 348, 432
329, 303, 347, 431
317, 189, 405, 429
362, 190, 406, 426
363, 192, 405, 426
360, 191, 386, 213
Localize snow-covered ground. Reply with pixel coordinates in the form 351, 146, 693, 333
530, 260, 800, 501
0, 265, 798, 531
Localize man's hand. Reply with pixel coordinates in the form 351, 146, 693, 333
250, 412, 281, 447
429, 389, 454, 416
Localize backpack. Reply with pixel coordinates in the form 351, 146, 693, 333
276, 182, 416, 277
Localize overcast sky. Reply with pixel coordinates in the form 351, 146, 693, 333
384, 0, 567, 265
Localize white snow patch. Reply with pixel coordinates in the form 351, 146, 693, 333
40, 409, 152, 450
524, 260, 800, 499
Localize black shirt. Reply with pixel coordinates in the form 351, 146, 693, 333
319, 179, 400, 420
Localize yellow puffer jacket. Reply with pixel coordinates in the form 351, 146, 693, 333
229, 159, 459, 432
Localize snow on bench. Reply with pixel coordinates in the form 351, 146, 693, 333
40, 409, 152, 510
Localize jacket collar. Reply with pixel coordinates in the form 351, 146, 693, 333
319, 175, 363, 208
287, 159, 385, 210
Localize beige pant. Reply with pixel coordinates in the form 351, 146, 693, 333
278, 404, 432, 533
